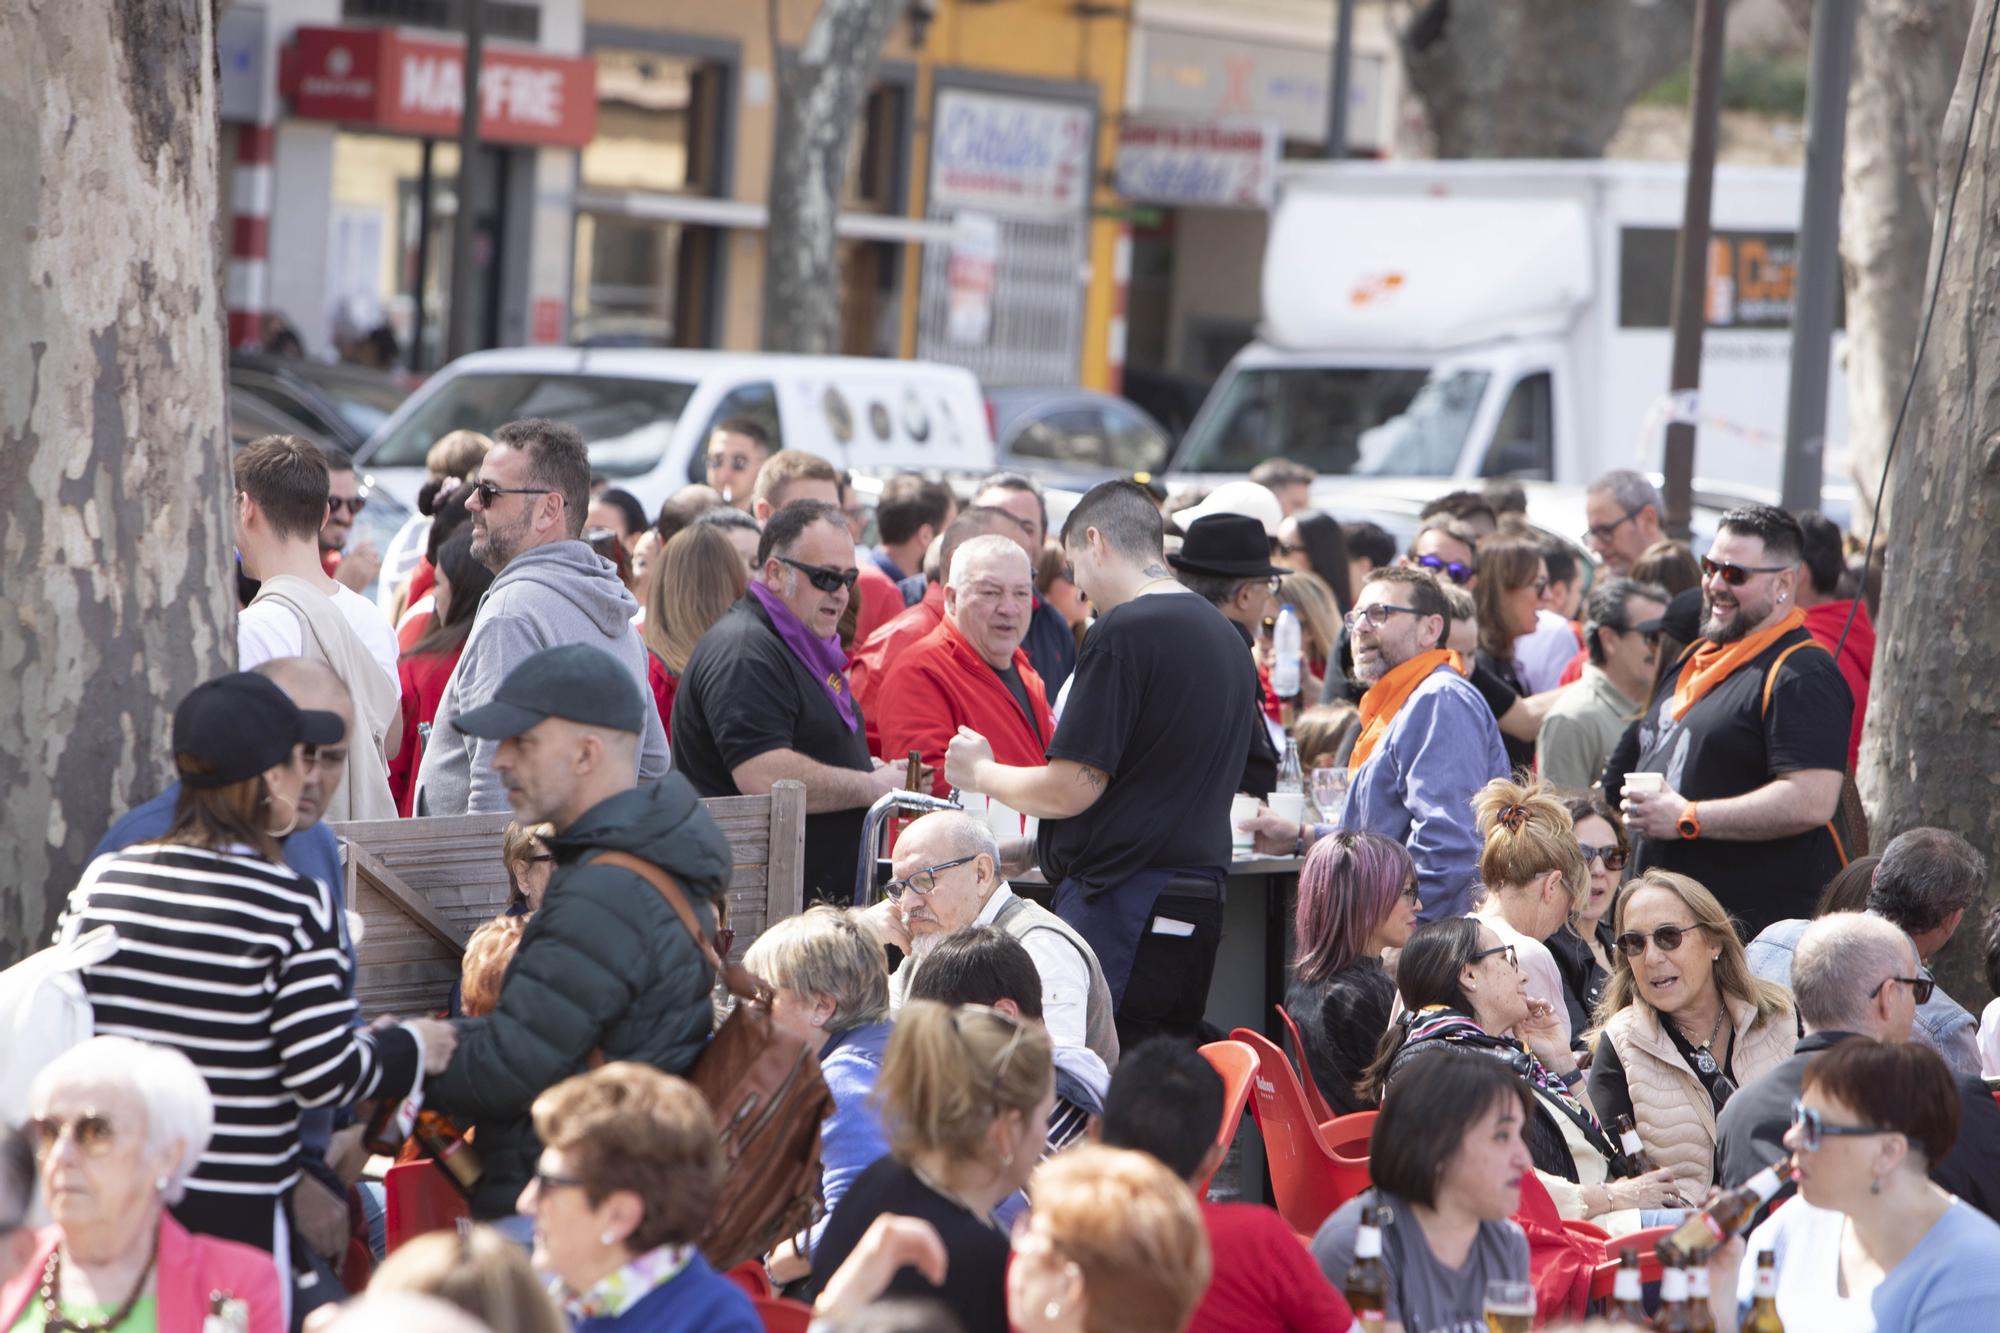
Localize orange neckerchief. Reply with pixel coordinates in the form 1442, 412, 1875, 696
1350, 648, 1466, 772
1670, 606, 1806, 720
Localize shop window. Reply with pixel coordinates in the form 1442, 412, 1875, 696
582, 50, 721, 195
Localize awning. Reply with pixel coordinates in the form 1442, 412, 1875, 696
574, 189, 974, 246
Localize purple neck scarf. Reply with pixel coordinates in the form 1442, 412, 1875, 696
750, 581, 859, 731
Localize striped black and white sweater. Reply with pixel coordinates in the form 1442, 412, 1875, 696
62, 842, 420, 1205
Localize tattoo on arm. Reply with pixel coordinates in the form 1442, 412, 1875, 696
1074, 766, 1108, 790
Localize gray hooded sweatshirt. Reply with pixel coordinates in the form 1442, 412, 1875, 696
414, 540, 669, 815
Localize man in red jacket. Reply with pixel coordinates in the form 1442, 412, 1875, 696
1795, 510, 1874, 769
880, 534, 1055, 797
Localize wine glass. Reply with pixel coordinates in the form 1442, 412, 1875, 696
1483, 1278, 1535, 1333
1310, 766, 1349, 822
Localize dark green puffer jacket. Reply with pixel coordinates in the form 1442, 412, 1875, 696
427, 776, 733, 1218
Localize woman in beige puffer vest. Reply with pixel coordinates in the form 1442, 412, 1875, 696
1586, 870, 1796, 1200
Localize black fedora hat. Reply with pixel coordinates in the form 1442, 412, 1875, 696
1168, 513, 1288, 579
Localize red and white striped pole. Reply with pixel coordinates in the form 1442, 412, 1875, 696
227, 123, 275, 349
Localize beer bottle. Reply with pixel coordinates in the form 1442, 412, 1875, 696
362, 1087, 423, 1156
414, 1108, 482, 1199
1656, 1160, 1795, 1266
1612, 1113, 1656, 1176
1742, 1251, 1784, 1332
1342, 1205, 1390, 1333
1653, 1260, 1693, 1332
1686, 1260, 1716, 1333
1607, 1248, 1648, 1324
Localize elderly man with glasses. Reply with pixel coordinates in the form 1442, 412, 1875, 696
1717, 911, 2000, 1223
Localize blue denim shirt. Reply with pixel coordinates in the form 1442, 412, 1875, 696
1336, 667, 1509, 921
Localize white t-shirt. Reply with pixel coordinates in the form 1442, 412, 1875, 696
1514, 608, 1582, 694
1743, 1197, 2000, 1331
240, 582, 401, 689
1473, 900, 1573, 1046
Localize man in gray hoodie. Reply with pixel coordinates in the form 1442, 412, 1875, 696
415, 417, 670, 815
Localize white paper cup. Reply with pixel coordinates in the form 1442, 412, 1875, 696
1268, 792, 1308, 825
985, 798, 1023, 841
1230, 793, 1260, 852
1623, 772, 1667, 796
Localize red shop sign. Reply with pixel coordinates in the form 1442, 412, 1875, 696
282, 26, 596, 148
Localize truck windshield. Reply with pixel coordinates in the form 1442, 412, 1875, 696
366, 373, 697, 476
1173, 365, 1489, 477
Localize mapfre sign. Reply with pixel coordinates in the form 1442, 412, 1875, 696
283, 26, 596, 148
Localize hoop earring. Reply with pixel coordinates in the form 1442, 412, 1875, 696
264, 790, 298, 839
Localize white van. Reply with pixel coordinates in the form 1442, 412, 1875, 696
353, 348, 996, 515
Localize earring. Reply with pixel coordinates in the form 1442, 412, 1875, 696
1870, 1177, 1883, 1196
600, 1230, 618, 1245
1043, 1300, 1064, 1320
155, 1175, 170, 1193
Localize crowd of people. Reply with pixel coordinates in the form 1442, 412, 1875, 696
10, 424, 2000, 1333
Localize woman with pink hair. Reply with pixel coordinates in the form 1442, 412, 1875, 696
1286, 830, 1423, 1113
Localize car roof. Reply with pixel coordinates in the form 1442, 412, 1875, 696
440, 346, 984, 387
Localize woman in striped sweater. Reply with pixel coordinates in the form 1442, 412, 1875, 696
62, 672, 457, 1258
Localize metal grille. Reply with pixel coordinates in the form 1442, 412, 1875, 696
340, 0, 541, 44
917, 208, 1087, 388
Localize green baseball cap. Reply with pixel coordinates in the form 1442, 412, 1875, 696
452, 644, 646, 739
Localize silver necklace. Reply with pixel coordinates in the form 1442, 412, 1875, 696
1677, 1006, 1726, 1076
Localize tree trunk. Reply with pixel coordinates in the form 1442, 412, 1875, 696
1400, 0, 1700, 157
1838, 0, 1975, 531
0, 0, 232, 966
761, 0, 898, 354
1859, 0, 2000, 1007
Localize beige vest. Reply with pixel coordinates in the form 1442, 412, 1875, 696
249, 575, 399, 822
1604, 992, 1796, 1197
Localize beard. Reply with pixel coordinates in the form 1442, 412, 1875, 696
472, 515, 527, 571
1701, 587, 1773, 644
908, 930, 941, 960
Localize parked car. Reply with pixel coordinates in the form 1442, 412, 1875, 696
987, 387, 1173, 490
231, 353, 412, 454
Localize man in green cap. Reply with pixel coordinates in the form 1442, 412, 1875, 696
424, 643, 734, 1225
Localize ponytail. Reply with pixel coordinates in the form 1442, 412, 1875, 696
875, 1002, 1052, 1167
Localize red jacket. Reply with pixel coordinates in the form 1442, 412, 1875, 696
649, 650, 679, 732
849, 584, 946, 753
855, 563, 904, 647
1, 1213, 283, 1333
1803, 598, 1874, 769
390, 644, 463, 815
879, 617, 1055, 796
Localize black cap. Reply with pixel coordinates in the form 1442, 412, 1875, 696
1167, 513, 1288, 579
453, 644, 645, 740
1635, 586, 1704, 644
173, 673, 345, 790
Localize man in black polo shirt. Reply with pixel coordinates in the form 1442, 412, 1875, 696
1620, 504, 1852, 937
672, 499, 904, 900
946, 480, 1258, 1049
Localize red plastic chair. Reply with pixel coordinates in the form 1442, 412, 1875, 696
1197, 1040, 1259, 1199
723, 1260, 775, 1302
753, 1296, 815, 1333
381, 1160, 470, 1254
1585, 1226, 1677, 1305
1232, 1027, 1374, 1234
1276, 1004, 1339, 1125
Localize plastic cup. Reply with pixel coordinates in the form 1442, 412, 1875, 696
1268, 792, 1308, 825
1230, 793, 1260, 853
1623, 772, 1667, 797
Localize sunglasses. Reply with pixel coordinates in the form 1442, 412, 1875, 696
327, 496, 368, 516
530, 1167, 587, 1195
1413, 553, 1474, 585
1615, 922, 1704, 957
1700, 555, 1792, 586
522, 853, 556, 865
1869, 973, 1936, 1005
1579, 843, 1627, 872
778, 556, 860, 593
1279, 541, 1308, 557
1790, 1099, 1895, 1153
1471, 942, 1519, 970
1343, 602, 1422, 632
1533, 577, 1549, 596
1585, 507, 1643, 543
30, 1112, 119, 1158
472, 481, 553, 507
883, 854, 980, 902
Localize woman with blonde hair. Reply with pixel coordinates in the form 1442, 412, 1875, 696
641, 523, 747, 729
1470, 776, 1588, 1049
806, 1002, 1053, 1333
366, 1224, 565, 1333
1586, 870, 1796, 1200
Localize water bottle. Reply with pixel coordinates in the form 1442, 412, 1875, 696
1272, 603, 1303, 699
1276, 738, 1304, 797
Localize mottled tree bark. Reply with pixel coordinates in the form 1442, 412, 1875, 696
762, 0, 897, 353
1400, 0, 1701, 157
0, 0, 232, 965
1860, 0, 2000, 1005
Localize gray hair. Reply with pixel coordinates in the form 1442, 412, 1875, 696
1587, 469, 1663, 517
743, 905, 891, 1033
947, 535, 1032, 592
1793, 912, 1919, 1034
694, 504, 759, 535
29, 1037, 214, 1205
0, 1123, 33, 1226
905, 810, 1000, 867
1869, 828, 1990, 936
1584, 577, 1670, 666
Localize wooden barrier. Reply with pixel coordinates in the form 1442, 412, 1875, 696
333, 780, 807, 1017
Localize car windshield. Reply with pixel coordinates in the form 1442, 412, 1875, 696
1174, 365, 1489, 477
367, 373, 697, 476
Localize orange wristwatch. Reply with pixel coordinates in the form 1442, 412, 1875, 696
1676, 802, 1702, 840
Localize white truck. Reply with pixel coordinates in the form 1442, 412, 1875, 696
1167, 159, 1846, 505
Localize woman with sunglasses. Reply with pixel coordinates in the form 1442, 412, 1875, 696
1286, 831, 1423, 1114
1587, 871, 1796, 1203
1704, 1039, 2000, 1332
1470, 536, 1548, 770
806, 1001, 1054, 1333
1548, 792, 1629, 1038
1, 1037, 283, 1331
1362, 921, 1680, 1226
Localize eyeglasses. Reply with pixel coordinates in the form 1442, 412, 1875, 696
1471, 943, 1519, 970
30, 1112, 119, 1158
472, 481, 553, 507
1641, 631, 1663, 650
530, 1167, 587, 1194
1343, 603, 1422, 632
1579, 843, 1628, 872
1532, 577, 1549, 596
1279, 541, 1308, 557
1399, 881, 1422, 905
777, 556, 860, 593
327, 496, 368, 516
1870, 973, 1936, 1005
1585, 507, 1644, 543
523, 853, 556, 866
1413, 553, 1474, 585
1790, 1099, 1896, 1153
883, 854, 980, 902
304, 744, 349, 771
1615, 923, 1703, 957
1700, 555, 1792, 586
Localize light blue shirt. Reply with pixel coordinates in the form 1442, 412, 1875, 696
1743, 1197, 2000, 1331
1336, 665, 1509, 921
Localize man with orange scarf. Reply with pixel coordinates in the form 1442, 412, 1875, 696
1620, 505, 1852, 937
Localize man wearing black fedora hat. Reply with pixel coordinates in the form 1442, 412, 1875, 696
1171, 513, 1288, 799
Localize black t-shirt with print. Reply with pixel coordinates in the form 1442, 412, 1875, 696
1628, 626, 1852, 937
